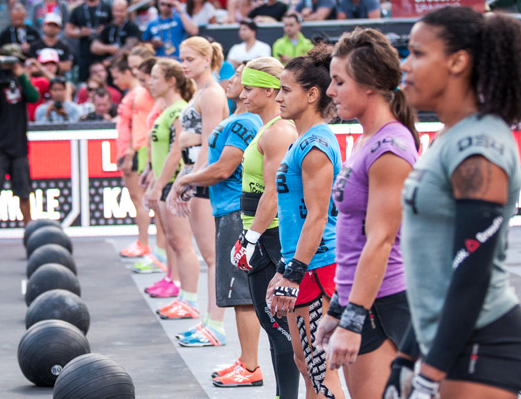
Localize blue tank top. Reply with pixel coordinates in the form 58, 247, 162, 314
276, 123, 341, 270
208, 112, 262, 217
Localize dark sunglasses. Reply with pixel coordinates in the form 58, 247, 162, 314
160, 2, 173, 6
87, 86, 98, 91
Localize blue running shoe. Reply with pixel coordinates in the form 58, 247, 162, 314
178, 325, 226, 347
175, 322, 203, 340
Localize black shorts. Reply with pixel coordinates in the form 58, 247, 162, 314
446, 305, 521, 394
0, 153, 32, 198
215, 210, 253, 307
359, 291, 410, 355
160, 182, 173, 202
248, 227, 282, 274
194, 186, 209, 199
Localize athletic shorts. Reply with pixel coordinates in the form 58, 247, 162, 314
248, 227, 281, 275
194, 186, 210, 199
446, 305, 521, 394
295, 263, 336, 308
359, 291, 410, 355
0, 153, 32, 198
215, 210, 253, 307
131, 147, 147, 174
160, 182, 173, 202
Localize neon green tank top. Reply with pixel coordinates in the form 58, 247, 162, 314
241, 116, 281, 230
150, 99, 187, 181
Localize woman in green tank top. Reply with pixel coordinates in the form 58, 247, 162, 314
143, 59, 202, 317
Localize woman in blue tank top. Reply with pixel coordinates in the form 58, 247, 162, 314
266, 45, 345, 399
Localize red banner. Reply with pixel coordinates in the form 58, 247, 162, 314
390, 0, 485, 18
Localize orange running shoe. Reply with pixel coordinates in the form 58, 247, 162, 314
211, 358, 242, 378
159, 299, 199, 320
212, 363, 263, 387
155, 298, 180, 315
120, 241, 151, 258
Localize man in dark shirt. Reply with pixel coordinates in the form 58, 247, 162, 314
90, 0, 140, 64
29, 13, 73, 73
65, 0, 112, 81
0, 44, 40, 225
0, 2, 40, 55
248, 0, 287, 22
80, 88, 116, 121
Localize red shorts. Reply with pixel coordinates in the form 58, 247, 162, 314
295, 263, 336, 307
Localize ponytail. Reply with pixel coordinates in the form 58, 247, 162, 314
391, 89, 419, 150
210, 42, 224, 72
180, 78, 196, 102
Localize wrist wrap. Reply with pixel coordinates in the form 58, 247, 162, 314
327, 291, 345, 320
282, 258, 308, 284
339, 302, 368, 334
274, 286, 299, 298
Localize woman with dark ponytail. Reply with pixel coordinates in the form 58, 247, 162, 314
267, 45, 345, 399
384, 7, 521, 399
312, 27, 418, 399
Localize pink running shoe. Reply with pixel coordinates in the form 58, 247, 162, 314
148, 280, 179, 298
144, 277, 168, 294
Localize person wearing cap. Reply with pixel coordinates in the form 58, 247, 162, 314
226, 20, 270, 69
0, 2, 40, 54
90, 0, 140, 64
30, 0, 69, 34
0, 43, 39, 225
29, 13, 72, 73
272, 13, 312, 65
35, 76, 80, 122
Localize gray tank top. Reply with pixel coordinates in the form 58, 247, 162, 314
401, 113, 521, 356
179, 102, 203, 164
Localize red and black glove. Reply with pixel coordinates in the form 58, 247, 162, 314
230, 230, 260, 271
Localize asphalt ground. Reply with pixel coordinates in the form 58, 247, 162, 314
2, 226, 521, 398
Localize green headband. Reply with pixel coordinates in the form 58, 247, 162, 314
241, 67, 280, 89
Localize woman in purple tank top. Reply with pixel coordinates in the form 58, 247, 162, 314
315, 28, 420, 399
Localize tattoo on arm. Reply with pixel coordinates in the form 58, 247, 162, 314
452, 156, 492, 198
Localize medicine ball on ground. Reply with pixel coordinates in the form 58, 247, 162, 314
25, 264, 81, 306
26, 289, 90, 334
23, 219, 62, 248
27, 244, 77, 278
53, 353, 135, 399
26, 226, 73, 258
18, 319, 90, 387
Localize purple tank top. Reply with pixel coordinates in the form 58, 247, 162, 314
332, 121, 418, 306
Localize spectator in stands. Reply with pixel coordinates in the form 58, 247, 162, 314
29, 13, 72, 72
35, 76, 80, 122
30, 0, 69, 34
65, 0, 112, 82
0, 2, 40, 54
0, 43, 39, 225
272, 13, 312, 65
336, 0, 381, 19
226, 0, 253, 23
248, 0, 287, 23
183, 0, 217, 26
23, 56, 50, 121
0, 0, 14, 33
130, 0, 158, 32
75, 61, 121, 104
293, 0, 336, 20
79, 87, 116, 121
226, 20, 270, 69
142, 0, 198, 58
90, 0, 141, 64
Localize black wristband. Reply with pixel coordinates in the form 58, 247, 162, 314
274, 286, 299, 298
276, 259, 286, 274
282, 258, 308, 284
339, 302, 368, 334
327, 291, 345, 320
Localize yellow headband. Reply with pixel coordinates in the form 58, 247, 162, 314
241, 67, 280, 89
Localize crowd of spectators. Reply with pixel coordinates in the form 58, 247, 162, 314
0, 0, 513, 125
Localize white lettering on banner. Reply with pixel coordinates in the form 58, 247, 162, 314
419, 133, 431, 156
101, 141, 117, 172
0, 189, 61, 221
103, 187, 137, 218
344, 135, 354, 160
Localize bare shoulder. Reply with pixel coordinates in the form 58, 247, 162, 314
264, 119, 297, 141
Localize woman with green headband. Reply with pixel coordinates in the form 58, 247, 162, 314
230, 56, 300, 399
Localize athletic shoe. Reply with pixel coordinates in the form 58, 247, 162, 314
175, 322, 204, 340
178, 325, 225, 347
148, 280, 179, 298
145, 277, 168, 294
159, 299, 199, 320
212, 363, 263, 387
132, 256, 163, 274
211, 358, 242, 378
120, 241, 151, 258
156, 298, 180, 315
